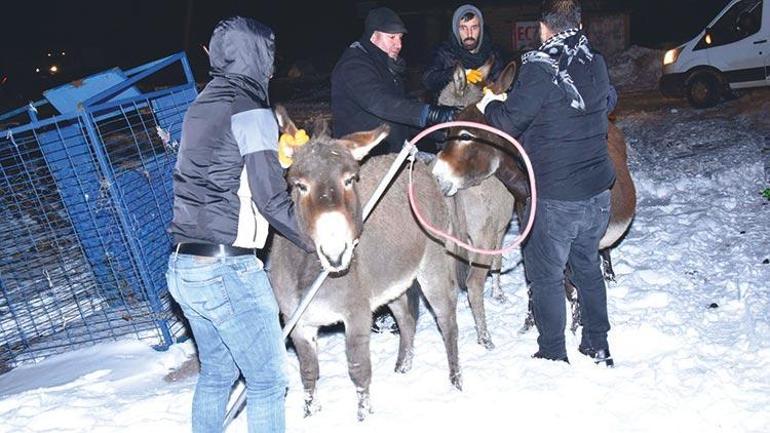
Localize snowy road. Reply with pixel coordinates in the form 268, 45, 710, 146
0, 91, 768, 433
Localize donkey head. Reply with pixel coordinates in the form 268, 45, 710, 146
275, 105, 389, 272
437, 56, 495, 108
432, 60, 518, 196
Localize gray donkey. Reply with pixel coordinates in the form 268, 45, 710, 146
267, 107, 462, 421
437, 58, 516, 349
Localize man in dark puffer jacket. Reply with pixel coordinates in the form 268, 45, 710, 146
423, 4, 505, 101
480, 0, 617, 367
167, 17, 312, 433
331, 7, 457, 155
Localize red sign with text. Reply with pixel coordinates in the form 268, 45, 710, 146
513, 21, 539, 50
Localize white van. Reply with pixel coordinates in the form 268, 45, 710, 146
660, 0, 769, 107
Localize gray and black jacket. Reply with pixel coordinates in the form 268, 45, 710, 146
170, 17, 309, 250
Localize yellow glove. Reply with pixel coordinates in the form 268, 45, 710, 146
475, 87, 507, 114
278, 129, 309, 168
465, 68, 483, 84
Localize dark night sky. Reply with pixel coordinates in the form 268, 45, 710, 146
0, 0, 734, 106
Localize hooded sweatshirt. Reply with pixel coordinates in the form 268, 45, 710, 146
170, 16, 309, 251
452, 4, 485, 54
423, 4, 504, 97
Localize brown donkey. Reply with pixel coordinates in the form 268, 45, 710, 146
267, 107, 462, 421
432, 60, 637, 331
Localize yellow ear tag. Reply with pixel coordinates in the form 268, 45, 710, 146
278, 129, 310, 169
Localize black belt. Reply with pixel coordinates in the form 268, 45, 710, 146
175, 243, 256, 257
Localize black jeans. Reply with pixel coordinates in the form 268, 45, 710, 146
522, 190, 611, 359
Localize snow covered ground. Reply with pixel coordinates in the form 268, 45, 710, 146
1, 91, 769, 433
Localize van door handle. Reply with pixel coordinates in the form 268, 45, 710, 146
754, 39, 767, 44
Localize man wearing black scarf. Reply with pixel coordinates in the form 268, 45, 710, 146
423, 4, 505, 101
480, 0, 617, 367
331, 7, 457, 155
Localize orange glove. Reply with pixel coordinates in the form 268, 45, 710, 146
278, 129, 309, 168
465, 69, 483, 84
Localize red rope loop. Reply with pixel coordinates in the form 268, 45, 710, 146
406, 121, 537, 256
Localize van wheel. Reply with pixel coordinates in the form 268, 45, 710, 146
685, 73, 721, 108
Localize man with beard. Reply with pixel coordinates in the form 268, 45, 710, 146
332, 7, 458, 155
423, 4, 505, 100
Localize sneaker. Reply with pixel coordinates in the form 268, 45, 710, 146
532, 350, 569, 364
578, 346, 614, 368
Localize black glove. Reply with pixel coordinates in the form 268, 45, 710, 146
421, 105, 459, 127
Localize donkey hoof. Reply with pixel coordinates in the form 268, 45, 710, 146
477, 334, 495, 350
356, 402, 373, 421
450, 372, 463, 391
518, 321, 534, 335
395, 357, 413, 373
491, 292, 508, 304
303, 401, 322, 417
356, 390, 373, 421
303, 392, 321, 417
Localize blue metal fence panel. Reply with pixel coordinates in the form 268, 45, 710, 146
43, 68, 142, 115
0, 53, 196, 370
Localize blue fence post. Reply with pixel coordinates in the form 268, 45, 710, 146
181, 54, 195, 85
76, 110, 174, 349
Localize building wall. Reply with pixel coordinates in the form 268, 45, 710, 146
482, 4, 630, 57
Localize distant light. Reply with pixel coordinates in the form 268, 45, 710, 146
35, 67, 41, 73
61, 51, 66, 56
49, 65, 59, 73
705, 33, 712, 45
47, 52, 52, 57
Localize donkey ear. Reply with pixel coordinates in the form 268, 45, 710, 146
337, 124, 390, 161
275, 104, 298, 136
312, 116, 330, 138
477, 55, 495, 82
488, 61, 517, 95
452, 62, 467, 94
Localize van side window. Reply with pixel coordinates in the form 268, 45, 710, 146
703, 0, 762, 48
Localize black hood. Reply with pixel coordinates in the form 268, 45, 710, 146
208, 16, 275, 103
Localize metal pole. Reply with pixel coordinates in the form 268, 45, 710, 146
223, 140, 417, 429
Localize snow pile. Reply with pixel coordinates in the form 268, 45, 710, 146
1, 98, 770, 432
609, 45, 665, 93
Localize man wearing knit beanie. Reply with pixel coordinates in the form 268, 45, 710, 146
331, 7, 458, 155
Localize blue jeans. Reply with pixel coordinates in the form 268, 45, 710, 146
166, 253, 288, 433
522, 190, 611, 359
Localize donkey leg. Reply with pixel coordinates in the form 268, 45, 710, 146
490, 254, 507, 304
566, 279, 581, 335
343, 311, 374, 421
600, 249, 616, 282
466, 266, 495, 350
387, 289, 418, 373
289, 325, 321, 417
519, 285, 536, 334
417, 265, 462, 391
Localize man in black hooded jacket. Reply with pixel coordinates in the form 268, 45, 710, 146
423, 4, 505, 100
331, 7, 457, 155
166, 16, 311, 433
